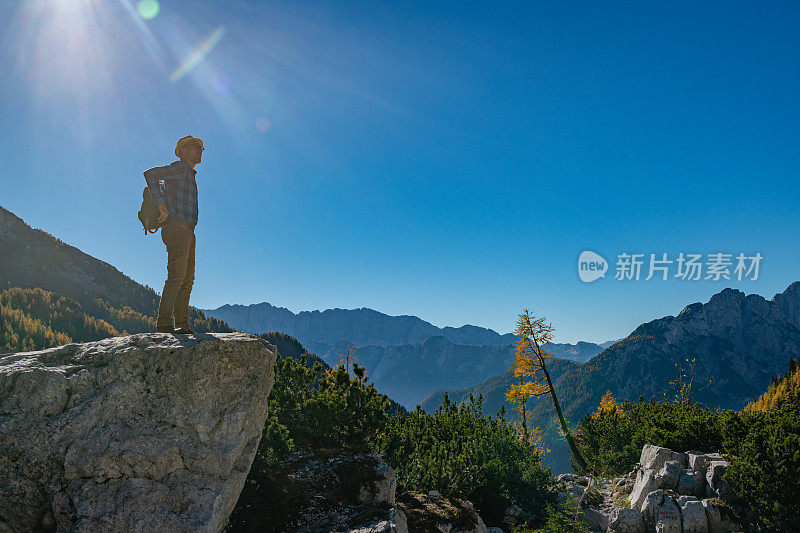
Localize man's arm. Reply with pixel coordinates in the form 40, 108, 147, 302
144, 161, 184, 223
143, 161, 184, 205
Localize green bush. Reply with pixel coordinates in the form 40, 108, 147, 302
576, 399, 725, 476
721, 406, 800, 531
378, 393, 555, 527
530, 503, 589, 533
227, 354, 393, 531
270, 355, 391, 451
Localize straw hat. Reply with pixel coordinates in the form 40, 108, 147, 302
175, 135, 204, 157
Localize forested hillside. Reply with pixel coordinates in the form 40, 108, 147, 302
0, 205, 232, 348
744, 356, 800, 411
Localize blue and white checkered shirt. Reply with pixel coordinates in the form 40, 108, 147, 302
143, 159, 198, 227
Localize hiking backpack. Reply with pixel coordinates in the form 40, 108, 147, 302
138, 186, 163, 234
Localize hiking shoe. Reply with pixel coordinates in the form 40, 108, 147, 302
156, 325, 176, 333
174, 327, 195, 334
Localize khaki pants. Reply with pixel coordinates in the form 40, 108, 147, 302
156, 219, 195, 329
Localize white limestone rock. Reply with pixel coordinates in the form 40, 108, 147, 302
640, 490, 682, 533
654, 493, 681, 533
688, 452, 724, 473
677, 468, 705, 497
629, 469, 659, 510
0, 333, 277, 532
639, 445, 688, 472
702, 498, 740, 533
677, 495, 700, 507
680, 499, 709, 533
657, 460, 683, 491
607, 507, 645, 533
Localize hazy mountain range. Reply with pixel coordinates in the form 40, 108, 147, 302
203, 301, 520, 350
203, 302, 618, 354
202, 302, 618, 406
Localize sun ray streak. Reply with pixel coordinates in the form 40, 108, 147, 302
170, 26, 226, 83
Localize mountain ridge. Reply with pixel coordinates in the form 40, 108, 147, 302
204, 301, 615, 358
203, 301, 520, 348
426, 281, 800, 472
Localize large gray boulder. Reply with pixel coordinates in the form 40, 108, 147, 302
630, 469, 660, 510
640, 490, 681, 533
702, 498, 740, 533
687, 452, 724, 472
0, 333, 277, 532
657, 460, 683, 491
680, 499, 708, 533
607, 507, 645, 533
640, 445, 688, 472
676, 469, 705, 497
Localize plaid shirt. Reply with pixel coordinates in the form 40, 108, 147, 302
143, 160, 198, 227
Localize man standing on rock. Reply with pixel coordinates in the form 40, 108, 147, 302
144, 135, 203, 334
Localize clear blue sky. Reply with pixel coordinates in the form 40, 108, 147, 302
1, 0, 799, 343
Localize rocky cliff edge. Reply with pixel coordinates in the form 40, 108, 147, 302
0, 332, 277, 532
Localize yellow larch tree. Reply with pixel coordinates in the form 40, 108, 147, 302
505, 309, 588, 472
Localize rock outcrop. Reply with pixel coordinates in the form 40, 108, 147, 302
556, 443, 744, 533
0, 332, 277, 532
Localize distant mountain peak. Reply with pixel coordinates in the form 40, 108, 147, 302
203, 301, 520, 348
